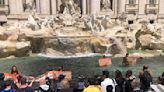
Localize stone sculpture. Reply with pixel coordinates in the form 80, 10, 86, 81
23, 0, 36, 12
101, 0, 112, 11
25, 14, 39, 30
101, 15, 113, 29
0, 11, 164, 58
60, 0, 81, 15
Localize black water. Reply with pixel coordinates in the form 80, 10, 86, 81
0, 56, 163, 81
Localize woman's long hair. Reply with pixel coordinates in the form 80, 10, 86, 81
11, 65, 19, 74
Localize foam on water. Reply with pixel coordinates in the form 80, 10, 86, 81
38, 53, 112, 59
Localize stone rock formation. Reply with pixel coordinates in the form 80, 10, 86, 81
0, 41, 30, 58
0, 13, 164, 58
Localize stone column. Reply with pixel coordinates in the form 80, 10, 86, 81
36, 0, 41, 13
86, 0, 90, 14
17, 0, 24, 14
90, 0, 100, 14
40, 0, 50, 14
114, 0, 118, 15
82, 0, 87, 14
51, 0, 57, 14
9, 0, 18, 14
5, 0, 8, 5
118, 0, 125, 14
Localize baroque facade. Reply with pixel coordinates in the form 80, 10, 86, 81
0, 0, 164, 23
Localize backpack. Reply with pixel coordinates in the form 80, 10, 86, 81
141, 71, 152, 87
123, 80, 133, 92
106, 85, 113, 92
112, 79, 121, 92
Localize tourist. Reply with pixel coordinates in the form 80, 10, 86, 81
94, 75, 104, 86
122, 53, 129, 66
150, 73, 164, 92
0, 79, 16, 92
57, 66, 64, 72
56, 74, 72, 92
11, 66, 19, 75
10, 66, 20, 83
131, 80, 144, 92
74, 75, 86, 92
16, 77, 34, 92
101, 71, 115, 92
56, 66, 64, 78
158, 72, 164, 85
124, 70, 136, 92
37, 79, 52, 92
114, 70, 125, 92
139, 65, 153, 91
0, 73, 5, 91
83, 78, 101, 92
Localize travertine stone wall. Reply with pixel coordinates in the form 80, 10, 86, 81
2, 0, 164, 21
40, 0, 50, 14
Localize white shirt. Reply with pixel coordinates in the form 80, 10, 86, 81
101, 78, 115, 92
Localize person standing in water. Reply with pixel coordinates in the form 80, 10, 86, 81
122, 53, 129, 66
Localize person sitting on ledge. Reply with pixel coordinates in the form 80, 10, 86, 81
11, 66, 19, 76
10, 65, 21, 84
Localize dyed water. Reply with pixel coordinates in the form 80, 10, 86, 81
0, 56, 163, 81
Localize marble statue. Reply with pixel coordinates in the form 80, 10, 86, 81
101, 15, 113, 29
25, 14, 39, 30
60, 0, 81, 15
101, 0, 112, 11
23, 0, 36, 12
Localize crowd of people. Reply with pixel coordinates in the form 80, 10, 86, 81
0, 65, 163, 92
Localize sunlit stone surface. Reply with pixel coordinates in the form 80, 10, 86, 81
0, 0, 164, 58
